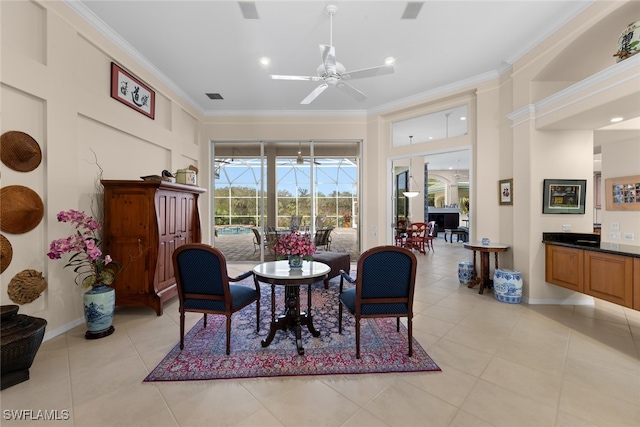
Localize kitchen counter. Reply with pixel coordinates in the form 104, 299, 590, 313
542, 232, 640, 258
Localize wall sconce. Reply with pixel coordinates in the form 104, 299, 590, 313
403, 175, 419, 198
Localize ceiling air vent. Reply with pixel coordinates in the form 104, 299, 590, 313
206, 93, 224, 100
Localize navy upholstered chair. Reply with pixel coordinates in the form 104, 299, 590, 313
338, 245, 418, 359
172, 244, 260, 355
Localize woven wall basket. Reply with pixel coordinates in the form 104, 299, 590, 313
8, 270, 47, 305
0, 131, 42, 172
0, 234, 13, 274
0, 186, 44, 234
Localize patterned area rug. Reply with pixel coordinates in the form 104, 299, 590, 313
144, 275, 440, 382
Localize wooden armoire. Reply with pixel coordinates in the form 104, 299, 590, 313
101, 180, 206, 315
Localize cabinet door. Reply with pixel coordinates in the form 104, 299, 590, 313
157, 191, 180, 291
104, 189, 152, 297
545, 245, 583, 292
634, 258, 640, 311
585, 251, 633, 308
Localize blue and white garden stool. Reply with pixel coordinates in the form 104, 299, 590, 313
457, 261, 474, 285
493, 269, 523, 303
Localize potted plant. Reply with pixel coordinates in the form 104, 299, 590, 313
47, 209, 122, 339
342, 211, 352, 228
273, 232, 316, 270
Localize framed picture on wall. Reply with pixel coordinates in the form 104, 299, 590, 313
498, 178, 513, 205
110, 62, 155, 119
542, 179, 586, 214
605, 175, 640, 211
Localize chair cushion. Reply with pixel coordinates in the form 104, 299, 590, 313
184, 285, 258, 312
339, 287, 409, 316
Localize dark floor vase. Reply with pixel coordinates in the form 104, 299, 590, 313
0, 305, 47, 390
83, 285, 116, 339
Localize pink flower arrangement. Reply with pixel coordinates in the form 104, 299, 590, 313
47, 210, 122, 288
273, 232, 316, 259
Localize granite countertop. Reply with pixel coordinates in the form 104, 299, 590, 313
542, 232, 640, 258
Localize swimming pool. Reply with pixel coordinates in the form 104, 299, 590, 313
215, 226, 254, 235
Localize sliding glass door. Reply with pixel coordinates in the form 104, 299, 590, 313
212, 140, 360, 262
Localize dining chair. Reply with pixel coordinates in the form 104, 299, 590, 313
394, 218, 409, 247
172, 243, 260, 355
338, 245, 418, 359
424, 220, 436, 252
406, 222, 427, 254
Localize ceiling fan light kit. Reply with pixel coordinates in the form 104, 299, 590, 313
270, 4, 394, 104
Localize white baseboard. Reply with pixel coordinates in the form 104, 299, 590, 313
521, 296, 595, 306
43, 317, 85, 342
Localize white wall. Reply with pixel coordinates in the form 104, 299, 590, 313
600, 137, 640, 243
1, 1, 204, 337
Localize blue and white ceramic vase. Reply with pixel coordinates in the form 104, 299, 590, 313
457, 261, 474, 285
288, 255, 303, 270
493, 269, 523, 304
83, 285, 116, 339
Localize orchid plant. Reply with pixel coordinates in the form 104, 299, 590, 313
47, 209, 122, 289
273, 232, 316, 259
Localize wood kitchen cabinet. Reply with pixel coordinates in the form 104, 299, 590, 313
545, 242, 637, 309
545, 245, 584, 293
584, 251, 634, 308
102, 180, 206, 315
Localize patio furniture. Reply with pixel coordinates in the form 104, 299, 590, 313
172, 244, 260, 355
252, 227, 276, 253
338, 245, 417, 359
314, 227, 334, 251
311, 250, 350, 289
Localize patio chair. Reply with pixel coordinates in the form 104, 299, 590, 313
338, 245, 417, 359
252, 227, 276, 253
314, 227, 334, 251
172, 244, 260, 355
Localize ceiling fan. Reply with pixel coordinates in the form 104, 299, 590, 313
270, 4, 394, 105
453, 160, 469, 180
296, 143, 320, 165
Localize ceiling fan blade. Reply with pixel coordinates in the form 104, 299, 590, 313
270, 74, 322, 81
342, 64, 394, 80
336, 81, 367, 102
300, 83, 328, 104
320, 44, 336, 74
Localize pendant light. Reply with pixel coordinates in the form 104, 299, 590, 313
402, 136, 419, 197
403, 176, 419, 198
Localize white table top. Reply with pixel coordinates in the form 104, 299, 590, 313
253, 260, 330, 280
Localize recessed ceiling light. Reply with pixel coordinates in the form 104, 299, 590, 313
384, 57, 396, 65
460, 116, 467, 121
259, 57, 271, 67
610, 117, 624, 123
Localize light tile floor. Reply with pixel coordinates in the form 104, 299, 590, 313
2, 239, 640, 426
